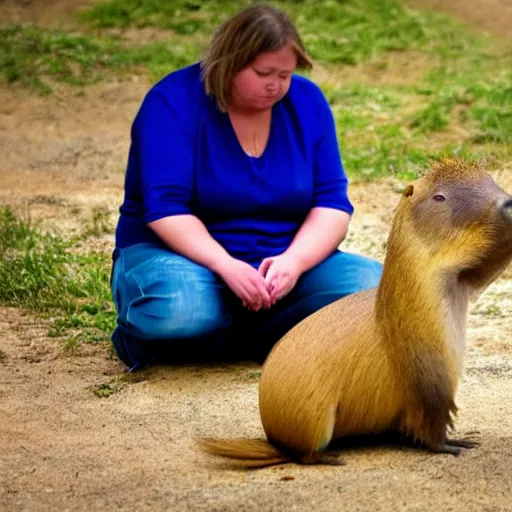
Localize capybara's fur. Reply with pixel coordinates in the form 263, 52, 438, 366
198, 158, 512, 467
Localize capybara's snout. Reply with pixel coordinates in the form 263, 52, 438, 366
499, 197, 512, 222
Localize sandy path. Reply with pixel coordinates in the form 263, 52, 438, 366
1, 288, 512, 511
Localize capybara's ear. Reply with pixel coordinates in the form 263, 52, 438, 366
404, 185, 414, 197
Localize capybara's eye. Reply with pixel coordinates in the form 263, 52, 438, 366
433, 194, 446, 202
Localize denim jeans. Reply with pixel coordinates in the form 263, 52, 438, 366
110, 243, 383, 370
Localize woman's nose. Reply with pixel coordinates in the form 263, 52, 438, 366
265, 80, 277, 92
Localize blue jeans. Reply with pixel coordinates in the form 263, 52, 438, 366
110, 243, 383, 370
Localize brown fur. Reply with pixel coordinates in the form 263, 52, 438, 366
198, 158, 512, 467
197, 438, 291, 468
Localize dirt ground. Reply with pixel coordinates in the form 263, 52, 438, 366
1, 1, 512, 511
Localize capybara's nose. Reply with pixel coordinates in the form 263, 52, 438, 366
500, 197, 512, 221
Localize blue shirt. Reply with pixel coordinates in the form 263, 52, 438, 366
115, 63, 353, 265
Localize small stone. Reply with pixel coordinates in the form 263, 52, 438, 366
393, 183, 409, 194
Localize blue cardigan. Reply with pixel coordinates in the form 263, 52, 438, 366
115, 63, 353, 266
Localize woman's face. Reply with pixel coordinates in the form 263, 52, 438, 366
230, 42, 298, 112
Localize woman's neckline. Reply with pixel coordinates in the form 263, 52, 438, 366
226, 106, 274, 160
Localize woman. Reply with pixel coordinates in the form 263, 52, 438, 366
111, 4, 382, 370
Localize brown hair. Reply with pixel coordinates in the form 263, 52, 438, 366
200, 3, 313, 112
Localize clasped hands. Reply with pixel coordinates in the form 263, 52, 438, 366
216, 253, 303, 312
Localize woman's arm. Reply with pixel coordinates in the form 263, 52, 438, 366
283, 206, 350, 274
149, 214, 232, 274
150, 215, 272, 310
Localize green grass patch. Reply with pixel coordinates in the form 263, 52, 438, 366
323, 83, 476, 179
78, 0, 512, 178
80, 0, 473, 64
0, 25, 201, 92
466, 78, 512, 144
116, 40, 201, 84
81, 0, 232, 33
0, 26, 118, 93
0, 207, 115, 346
1, 0, 509, 177
91, 372, 147, 397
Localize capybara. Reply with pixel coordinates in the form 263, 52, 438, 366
198, 158, 512, 467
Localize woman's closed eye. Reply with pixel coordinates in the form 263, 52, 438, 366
253, 68, 272, 77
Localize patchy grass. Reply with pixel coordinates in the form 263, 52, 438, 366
0, 26, 119, 93
80, 0, 472, 64
322, 80, 493, 179
0, 207, 115, 346
91, 371, 147, 397
0, 25, 200, 93
319, 47, 512, 179
2, 1, 511, 177
80, 0, 232, 33
82, 206, 117, 238
467, 79, 512, 144
91, 376, 126, 397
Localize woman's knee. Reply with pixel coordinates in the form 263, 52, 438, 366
297, 250, 383, 298
350, 254, 383, 291
125, 291, 231, 341
113, 244, 232, 342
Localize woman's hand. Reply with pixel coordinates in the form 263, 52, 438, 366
214, 257, 272, 311
258, 253, 303, 304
